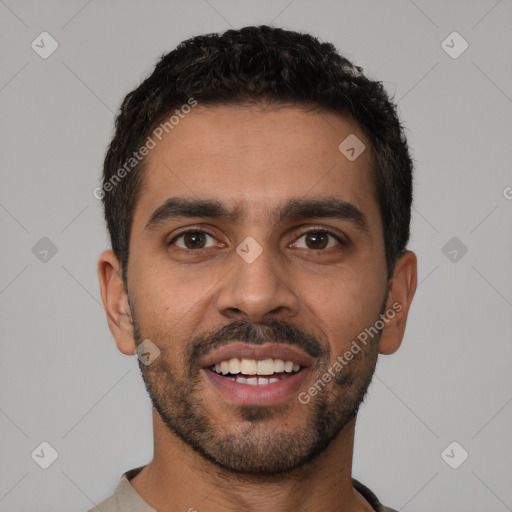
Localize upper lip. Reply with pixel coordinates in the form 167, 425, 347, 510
201, 342, 313, 368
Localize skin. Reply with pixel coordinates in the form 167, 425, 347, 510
98, 104, 417, 512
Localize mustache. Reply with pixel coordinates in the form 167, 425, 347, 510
185, 319, 328, 367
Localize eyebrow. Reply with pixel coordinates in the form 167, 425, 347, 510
144, 196, 370, 234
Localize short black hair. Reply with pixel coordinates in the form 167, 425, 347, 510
101, 25, 413, 285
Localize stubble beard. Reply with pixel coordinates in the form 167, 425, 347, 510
131, 310, 382, 476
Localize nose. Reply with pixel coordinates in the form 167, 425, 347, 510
215, 237, 301, 323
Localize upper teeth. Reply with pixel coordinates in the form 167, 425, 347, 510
213, 358, 301, 376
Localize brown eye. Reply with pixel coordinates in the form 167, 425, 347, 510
293, 230, 345, 251
169, 230, 216, 250
304, 232, 329, 250
183, 232, 206, 249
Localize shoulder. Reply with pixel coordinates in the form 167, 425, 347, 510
85, 466, 145, 512
87, 494, 118, 512
85, 465, 153, 512
352, 477, 398, 512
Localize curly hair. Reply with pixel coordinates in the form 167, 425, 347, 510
101, 25, 413, 285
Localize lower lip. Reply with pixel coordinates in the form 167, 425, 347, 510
203, 368, 309, 406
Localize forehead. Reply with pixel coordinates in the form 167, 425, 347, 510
133, 104, 379, 230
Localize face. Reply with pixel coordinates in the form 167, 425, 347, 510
122, 104, 391, 475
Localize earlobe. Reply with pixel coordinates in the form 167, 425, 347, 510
378, 250, 418, 355
97, 250, 136, 356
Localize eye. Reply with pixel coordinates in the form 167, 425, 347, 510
292, 230, 346, 251
167, 228, 347, 253
168, 230, 219, 250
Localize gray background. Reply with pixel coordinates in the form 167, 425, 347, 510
1, 0, 511, 511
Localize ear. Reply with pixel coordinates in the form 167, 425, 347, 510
378, 250, 417, 355
97, 250, 136, 356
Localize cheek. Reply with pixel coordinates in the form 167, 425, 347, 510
133, 263, 197, 319
302, 269, 386, 353
130, 265, 215, 358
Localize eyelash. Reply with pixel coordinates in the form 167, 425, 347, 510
167, 228, 348, 252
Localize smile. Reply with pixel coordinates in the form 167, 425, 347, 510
209, 357, 302, 385
201, 343, 311, 405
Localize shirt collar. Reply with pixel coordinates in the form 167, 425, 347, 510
114, 465, 393, 512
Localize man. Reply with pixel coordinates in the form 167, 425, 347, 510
94, 25, 417, 512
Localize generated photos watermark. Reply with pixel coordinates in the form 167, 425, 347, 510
93, 97, 198, 200
298, 301, 403, 404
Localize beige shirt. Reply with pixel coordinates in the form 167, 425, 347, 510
88, 466, 156, 512
88, 465, 397, 512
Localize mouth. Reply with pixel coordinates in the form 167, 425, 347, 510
208, 357, 302, 385
201, 343, 311, 406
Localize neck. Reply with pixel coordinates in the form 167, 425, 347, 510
130, 408, 373, 512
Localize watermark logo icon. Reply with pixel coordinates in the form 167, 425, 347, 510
31, 32, 59, 59
32, 237, 58, 263
442, 236, 468, 263
441, 441, 469, 469
134, 339, 161, 365
236, 236, 263, 264
441, 32, 468, 59
31, 441, 59, 469
338, 134, 366, 161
